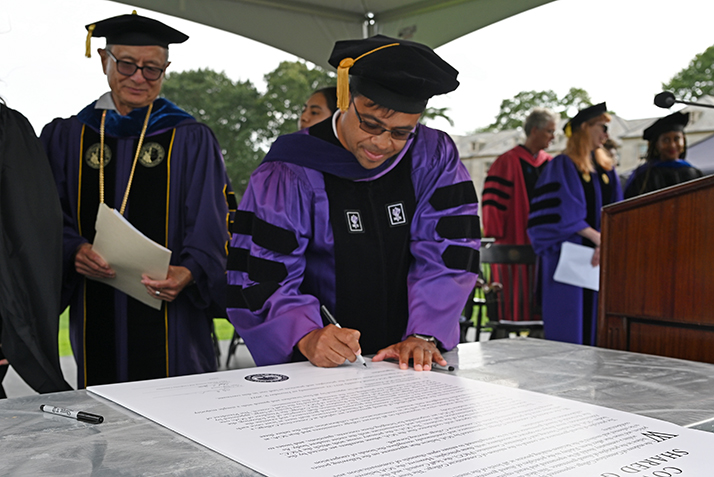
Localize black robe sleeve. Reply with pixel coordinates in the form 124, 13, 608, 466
0, 103, 71, 394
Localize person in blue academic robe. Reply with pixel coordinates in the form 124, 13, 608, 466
41, 13, 233, 388
528, 103, 622, 345
624, 111, 702, 199
227, 36, 480, 371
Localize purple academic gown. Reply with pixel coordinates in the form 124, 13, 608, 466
527, 154, 622, 345
227, 120, 480, 366
41, 98, 233, 388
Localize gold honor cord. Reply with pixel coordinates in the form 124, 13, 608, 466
99, 110, 107, 205
98, 103, 154, 215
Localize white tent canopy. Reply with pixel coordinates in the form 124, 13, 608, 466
687, 133, 714, 175
115, 0, 554, 69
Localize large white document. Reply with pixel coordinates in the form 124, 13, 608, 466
92, 203, 172, 310
89, 361, 714, 477
553, 241, 600, 291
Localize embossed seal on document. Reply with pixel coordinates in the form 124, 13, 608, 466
244, 373, 289, 383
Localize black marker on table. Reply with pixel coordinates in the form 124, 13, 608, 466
432, 363, 455, 372
40, 405, 104, 424
320, 305, 368, 368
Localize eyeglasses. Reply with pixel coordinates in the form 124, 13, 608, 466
106, 50, 165, 81
601, 124, 609, 133
352, 101, 415, 141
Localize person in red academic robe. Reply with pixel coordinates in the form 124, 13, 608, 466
481, 108, 557, 322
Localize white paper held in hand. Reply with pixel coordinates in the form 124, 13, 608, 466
92, 203, 172, 310
553, 241, 600, 291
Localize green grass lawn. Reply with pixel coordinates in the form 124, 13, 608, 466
58, 310, 236, 357
57, 292, 488, 357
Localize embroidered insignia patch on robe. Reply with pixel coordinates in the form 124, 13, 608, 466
386, 202, 407, 227
85, 143, 112, 168
345, 210, 364, 233
138, 142, 166, 168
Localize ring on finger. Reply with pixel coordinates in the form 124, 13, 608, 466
155, 290, 161, 296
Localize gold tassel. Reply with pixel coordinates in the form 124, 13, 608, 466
85, 24, 95, 58
335, 42, 401, 112
336, 58, 354, 112
564, 122, 572, 138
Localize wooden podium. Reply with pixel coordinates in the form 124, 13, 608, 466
597, 175, 714, 363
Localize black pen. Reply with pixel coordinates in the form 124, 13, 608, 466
40, 405, 104, 424
432, 363, 455, 372
320, 305, 368, 368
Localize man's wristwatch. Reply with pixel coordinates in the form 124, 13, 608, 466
410, 333, 436, 343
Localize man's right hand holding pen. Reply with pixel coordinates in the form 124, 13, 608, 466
297, 305, 450, 371
297, 323, 365, 368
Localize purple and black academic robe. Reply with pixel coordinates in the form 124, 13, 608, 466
482, 145, 551, 321
41, 98, 234, 388
624, 160, 703, 199
227, 119, 480, 366
0, 104, 71, 397
527, 154, 622, 345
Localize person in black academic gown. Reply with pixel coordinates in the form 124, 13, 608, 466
624, 111, 703, 199
0, 101, 71, 397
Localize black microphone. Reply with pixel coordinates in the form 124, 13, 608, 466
654, 92, 675, 108
654, 91, 714, 109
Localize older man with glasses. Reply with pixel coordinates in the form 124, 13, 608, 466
227, 35, 480, 371
40, 12, 234, 388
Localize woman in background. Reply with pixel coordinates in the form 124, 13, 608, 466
624, 111, 702, 199
527, 103, 622, 345
299, 86, 337, 129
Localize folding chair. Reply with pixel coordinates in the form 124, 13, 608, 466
478, 243, 543, 339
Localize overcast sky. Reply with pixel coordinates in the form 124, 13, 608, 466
2, 0, 713, 136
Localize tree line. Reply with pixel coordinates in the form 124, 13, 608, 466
480, 45, 714, 133
162, 45, 714, 195
161, 61, 334, 196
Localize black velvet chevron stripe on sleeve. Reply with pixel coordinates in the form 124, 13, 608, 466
529, 197, 561, 213
482, 175, 514, 212
528, 181, 563, 228
484, 175, 514, 187
481, 200, 506, 211
532, 182, 561, 198
230, 210, 298, 255
441, 245, 480, 273
227, 246, 288, 282
231, 210, 254, 235
436, 215, 481, 239
227, 282, 280, 311
227, 247, 249, 271
226, 284, 247, 308
247, 256, 289, 283
429, 181, 478, 211
482, 187, 510, 199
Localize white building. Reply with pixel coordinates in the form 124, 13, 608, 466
454, 97, 714, 197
